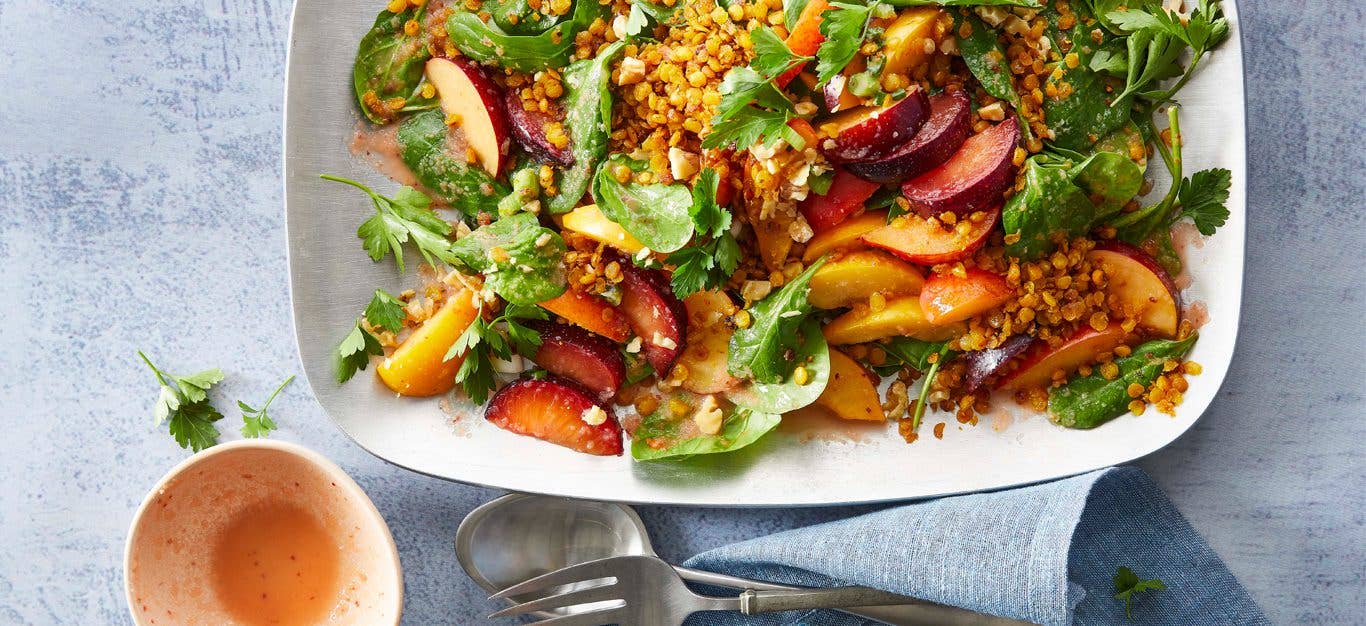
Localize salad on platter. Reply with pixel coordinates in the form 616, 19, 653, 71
332, 0, 1232, 459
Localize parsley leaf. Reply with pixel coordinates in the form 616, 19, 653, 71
1105, 0, 1228, 105
666, 168, 741, 298
750, 26, 809, 79
445, 302, 547, 405
336, 322, 384, 383
702, 107, 798, 151
238, 375, 295, 438
1113, 566, 1166, 619
814, 2, 876, 85
364, 289, 407, 334
1176, 168, 1231, 236
322, 174, 457, 273
702, 48, 806, 150
138, 351, 226, 452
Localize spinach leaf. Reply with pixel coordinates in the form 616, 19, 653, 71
446, 0, 608, 72
1041, 2, 1133, 151
1002, 151, 1142, 259
955, 13, 1032, 143
1091, 122, 1148, 169
396, 109, 509, 214
449, 213, 568, 304
725, 319, 831, 413
545, 41, 626, 214
353, 4, 432, 124
727, 258, 828, 384
875, 337, 956, 376
487, 0, 563, 36
631, 395, 781, 461
885, 0, 1041, 6
1048, 334, 1197, 429
591, 155, 695, 253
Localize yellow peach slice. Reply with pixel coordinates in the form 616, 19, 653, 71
809, 250, 926, 309
678, 290, 742, 394
802, 210, 888, 263
882, 8, 944, 77
557, 204, 644, 253
377, 289, 480, 397
815, 348, 886, 421
822, 295, 963, 345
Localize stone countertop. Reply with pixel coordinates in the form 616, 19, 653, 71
0, 1, 1361, 623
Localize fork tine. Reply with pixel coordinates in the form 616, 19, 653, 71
490, 557, 625, 600
488, 582, 623, 618
524, 605, 628, 626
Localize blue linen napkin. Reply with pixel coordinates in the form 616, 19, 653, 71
684, 466, 1267, 625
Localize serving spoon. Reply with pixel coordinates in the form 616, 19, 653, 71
455, 493, 1032, 625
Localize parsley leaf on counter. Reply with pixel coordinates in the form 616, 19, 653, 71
239, 375, 295, 438
364, 289, 407, 334
814, 2, 876, 85
138, 351, 226, 452
667, 169, 741, 298
322, 174, 457, 273
336, 322, 384, 384
446, 303, 547, 405
1113, 566, 1166, 619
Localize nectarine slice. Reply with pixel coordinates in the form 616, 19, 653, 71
798, 168, 882, 233
1088, 242, 1181, 339
377, 290, 480, 397
539, 288, 631, 343
815, 348, 886, 421
678, 291, 742, 394
920, 268, 1014, 325
822, 295, 963, 345
425, 57, 509, 176
808, 250, 925, 309
997, 326, 1131, 391
802, 210, 888, 263
881, 8, 943, 76
861, 205, 999, 266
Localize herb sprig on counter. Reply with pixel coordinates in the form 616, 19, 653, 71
139, 352, 226, 452
239, 375, 295, 438
1113, 565, 1166, 619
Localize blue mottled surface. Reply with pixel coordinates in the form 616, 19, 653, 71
0, 1, 1361, 624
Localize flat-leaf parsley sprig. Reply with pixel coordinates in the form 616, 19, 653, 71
666, 169, 742, 298
702, 27, 810, 151
336, 289, 408, 383
322, 174, 459, 273
238, 375, 296, 438
138, 351, 225, 452
445, 302, 547, 405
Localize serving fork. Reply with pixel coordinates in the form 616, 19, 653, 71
489, 554, 917, 625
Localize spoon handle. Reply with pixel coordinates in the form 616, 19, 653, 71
673, 565, 1033, 626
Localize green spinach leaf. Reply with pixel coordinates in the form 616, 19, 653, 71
446, 0, 608, 72
631, 395, 781, 461
396, 110, 509, 214
727, 258, 827, 383
1048, 334, 1197, 429
591, 154, 695, 253
546, 41, 626, 214
955, 13, 1032, 143
487, 0, 564, 36
884, 0, 1041, 6
1041, 2, 1133, 151
1003, 151, 1142, 259
353, 4, 432, 124
725, 319, 831, 413
449, 213, 568, 304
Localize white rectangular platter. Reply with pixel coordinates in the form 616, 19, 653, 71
283, 0, 1245, 506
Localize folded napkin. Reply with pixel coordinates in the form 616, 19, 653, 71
684, 466, 1266, 626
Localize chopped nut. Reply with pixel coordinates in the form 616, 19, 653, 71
692, 394, 723, 435
580, 404, 608, 426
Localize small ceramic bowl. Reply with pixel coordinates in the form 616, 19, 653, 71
124, 440, 403, 625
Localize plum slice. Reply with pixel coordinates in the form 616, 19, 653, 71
425, 57, 510, 176
900, 116, 1020, 217
526, 321, 627, 401
618, 261, 688, 376
1088, 242, 1181, 338
961, 334, 1033, 392
845, 89, 971, 184
485, 375, 623, 455
819, 87, 930, 163
861, 205, 1000, 266
798, 167, 882, 233
504, 89, 573, 166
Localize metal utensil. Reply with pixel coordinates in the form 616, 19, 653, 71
455, 493, 1034, 625
489, 554, 915, 625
